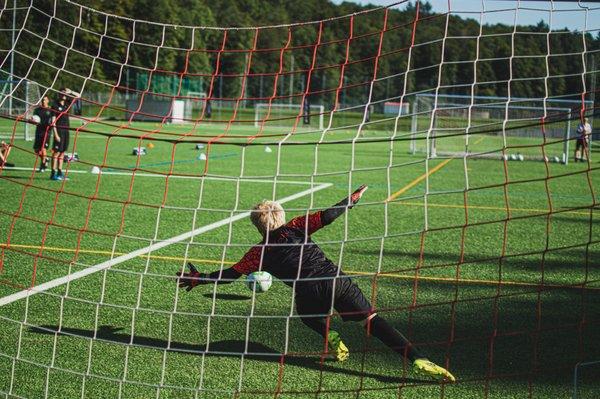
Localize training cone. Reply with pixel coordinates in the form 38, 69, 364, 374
264, 146, 272, 153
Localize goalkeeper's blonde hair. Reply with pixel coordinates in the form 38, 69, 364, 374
251, 200, 286, 235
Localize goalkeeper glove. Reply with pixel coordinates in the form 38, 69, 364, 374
176, 262, 208, 291
348, 184, 368, 209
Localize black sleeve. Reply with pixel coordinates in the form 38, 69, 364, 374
202, 267, 243, 285
321, 197, 350, 226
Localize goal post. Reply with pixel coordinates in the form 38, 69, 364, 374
254, 102, 325, 130
0, 79, 41, 141
409, 93, 592, 164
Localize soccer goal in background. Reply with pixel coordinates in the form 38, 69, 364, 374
0, 0, 599, 398
409, 93, 593, 164
0, 78, 40, 141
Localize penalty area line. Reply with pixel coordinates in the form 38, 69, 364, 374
0, 182, 332, 307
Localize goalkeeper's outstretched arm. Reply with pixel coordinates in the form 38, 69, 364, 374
177, 262, 242, 291
321, 184, 368, 226
285, 185, 368, 234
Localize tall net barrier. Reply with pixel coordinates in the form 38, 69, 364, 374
0, 1, 599, 398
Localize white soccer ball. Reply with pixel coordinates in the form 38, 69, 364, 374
91, 166, 101, 174
246, 271, 272, 293
517, 154, 524, 161
264, 146, 272, 153
31, 115, 41, 124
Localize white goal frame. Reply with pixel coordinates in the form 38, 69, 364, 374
409, 93, 594, 164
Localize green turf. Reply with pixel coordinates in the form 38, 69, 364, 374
0, 118, 599, 398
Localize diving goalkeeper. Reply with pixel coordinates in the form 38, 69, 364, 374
177, 186, 455, 382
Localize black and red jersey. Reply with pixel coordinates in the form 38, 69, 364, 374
232, 211, 339, 286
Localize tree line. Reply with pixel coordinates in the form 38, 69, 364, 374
1, 0, 598, 111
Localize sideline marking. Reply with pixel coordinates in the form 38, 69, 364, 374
0, 183, 331, 306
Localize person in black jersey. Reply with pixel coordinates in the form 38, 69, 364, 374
32, 95, 56, 172
177, 186, 455, 382
50, 88, 79, 181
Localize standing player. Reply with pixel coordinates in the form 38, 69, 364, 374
32, 95, 56, 172
177, 186, 456, 382
50, 88, 79, 181
574, 117, 592, 163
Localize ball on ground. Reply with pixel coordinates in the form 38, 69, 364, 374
147, 142, 155, 149
246, 271, 272, 293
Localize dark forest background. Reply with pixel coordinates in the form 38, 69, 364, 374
1, 0, 598, 111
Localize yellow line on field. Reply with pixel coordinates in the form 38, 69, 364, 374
393, 201, 593, 216
0, 243, 233, 265
346, 270, 599, 291
3, 243, 596, 290
386, 158, 453, 202
387, 137, 486, 202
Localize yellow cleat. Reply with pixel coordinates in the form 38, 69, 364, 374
413, 358, 456, 382
327, 330, 349, 362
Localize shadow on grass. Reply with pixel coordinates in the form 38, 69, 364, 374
346, 247, 599, 272
28, 324, 422, 384
202, 293, 252, 301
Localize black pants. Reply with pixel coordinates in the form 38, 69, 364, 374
295, 275, 423, 361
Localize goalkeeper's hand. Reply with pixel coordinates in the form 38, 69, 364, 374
176, 262, 208, 291
348, 185, 368, 209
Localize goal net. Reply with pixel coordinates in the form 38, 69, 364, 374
254, 102, 325, 130
0, 1, 598, 398
409, 93, 589, 164
0, 78, 41, 140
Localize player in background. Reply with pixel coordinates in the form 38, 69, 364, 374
177, 186, 456, 382
32, 95, 56, 172
50, 88, 80, 181
574, 117, 592, 162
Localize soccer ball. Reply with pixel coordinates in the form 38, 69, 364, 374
510, 154, 517, 161
31, 115, 41, 124
517, 154, 524, 161
553, 156, 560, 163
246, 271, 272, 293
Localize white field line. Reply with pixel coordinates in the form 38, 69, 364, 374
0, 182, 332, 306
2, 166, 317, 185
